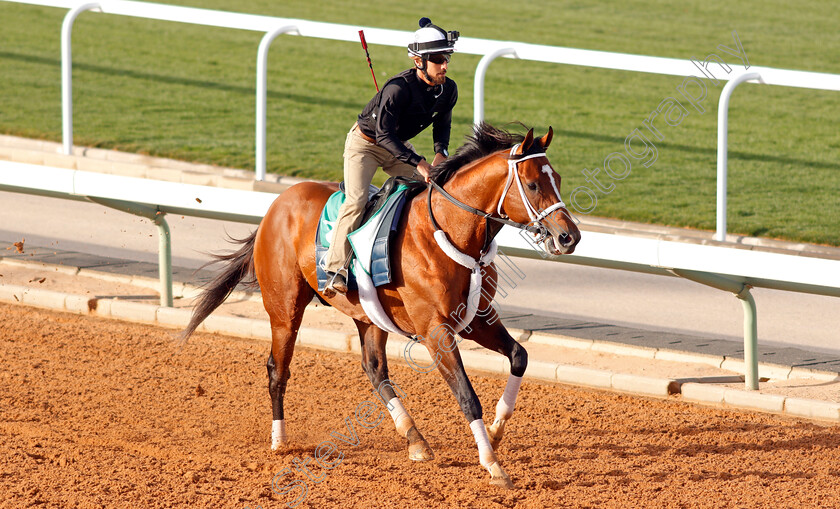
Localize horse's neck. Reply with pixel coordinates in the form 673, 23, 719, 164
430, 158, 505, 257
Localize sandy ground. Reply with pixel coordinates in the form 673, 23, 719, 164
5, 259, 840, 404
3, 303, 840, 508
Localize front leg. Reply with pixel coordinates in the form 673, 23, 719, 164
459, 318, 528, 451
487, 373, 524, 450
413, 325, 515, 489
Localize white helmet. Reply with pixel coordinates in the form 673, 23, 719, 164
407, 17, 459, 58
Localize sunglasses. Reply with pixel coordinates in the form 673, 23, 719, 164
427, 53, 451, 65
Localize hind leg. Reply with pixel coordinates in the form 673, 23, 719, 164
252, 179, 338, 449
355, 320, 433, 461
264, 275, 314, 450
266, 326, 293, 450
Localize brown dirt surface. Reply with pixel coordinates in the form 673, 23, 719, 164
2, 303, 840, 509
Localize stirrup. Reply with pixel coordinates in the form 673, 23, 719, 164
324, 269, 348, 296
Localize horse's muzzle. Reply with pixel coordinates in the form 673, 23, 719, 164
545, 229, 580, 255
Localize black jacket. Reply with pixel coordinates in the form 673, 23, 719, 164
357, 68, 458, 167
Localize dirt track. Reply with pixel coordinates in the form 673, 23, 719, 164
2, 303, 840, 508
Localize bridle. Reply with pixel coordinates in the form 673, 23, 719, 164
427, 143, 566, 256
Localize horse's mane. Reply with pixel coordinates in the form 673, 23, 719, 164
431, 122, 530, 185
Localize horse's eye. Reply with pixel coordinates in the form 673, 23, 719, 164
527, 182, 538, 192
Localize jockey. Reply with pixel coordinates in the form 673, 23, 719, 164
323, 17, 460, 296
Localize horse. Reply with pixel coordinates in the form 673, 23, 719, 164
182, 123, 581, 489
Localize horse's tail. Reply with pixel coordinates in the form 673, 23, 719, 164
181, 229, 259, 340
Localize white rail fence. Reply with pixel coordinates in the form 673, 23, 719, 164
5, 0, 840, 241
1, 161, 839, 391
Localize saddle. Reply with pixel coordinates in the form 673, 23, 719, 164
315, 177, 424, 292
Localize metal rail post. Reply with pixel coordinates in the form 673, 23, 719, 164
153, 212, 173, 307
61, 2, 101, 155
86, 197, 173, 307
715, 72, 762, 241
736, 286, 759, 390
473, 48, 517, 125
671, 268, 759, 390
255, 25, 299, 181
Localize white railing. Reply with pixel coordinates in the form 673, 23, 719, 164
0, 160, 276, 306
5, 0, 840, 241
2, 161, 839, 391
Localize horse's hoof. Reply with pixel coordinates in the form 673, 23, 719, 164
270, 438, 290, 451
490, 476, 515, 489
488, 435, 502, 451
488, 462, 515, 489
408, 441, 434, 461
486, 420, 505, 451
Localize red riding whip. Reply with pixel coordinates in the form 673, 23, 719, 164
358, 30, 379, 92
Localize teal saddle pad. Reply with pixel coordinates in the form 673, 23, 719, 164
315, 182, 410, 291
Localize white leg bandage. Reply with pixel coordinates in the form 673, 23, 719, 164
387, 397, 414, 436
469, 419, 496, 469
495, 374, 523, 422
271, 419, 287, 450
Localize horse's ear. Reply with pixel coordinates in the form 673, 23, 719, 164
515, 128, 535, 155
538, 126, 553, 150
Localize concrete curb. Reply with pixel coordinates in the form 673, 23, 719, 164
680, 382, 727, 405
611, 373, 673, 397
528, 332, 838, 382
556, 365, 612, 389
678, 382, 840, 422
784, 398, 840, 421
4, 282, 840, 424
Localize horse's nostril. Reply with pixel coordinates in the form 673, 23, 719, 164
556, 232, 576, 248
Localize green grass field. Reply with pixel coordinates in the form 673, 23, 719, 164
1, 0, 838, 245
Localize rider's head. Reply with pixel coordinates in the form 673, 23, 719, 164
408, 17, 458, 86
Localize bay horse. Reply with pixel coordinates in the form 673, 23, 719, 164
182, 123, 581, 489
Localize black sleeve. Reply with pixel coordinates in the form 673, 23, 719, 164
433, 81, 458, 156
374, 82, 424, 167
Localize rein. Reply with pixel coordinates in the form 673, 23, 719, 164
427, 179, 538, 256
415, 143, 566, 336
426, 144, 566, 254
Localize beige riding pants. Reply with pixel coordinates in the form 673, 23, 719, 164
322, 125, 417, 273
